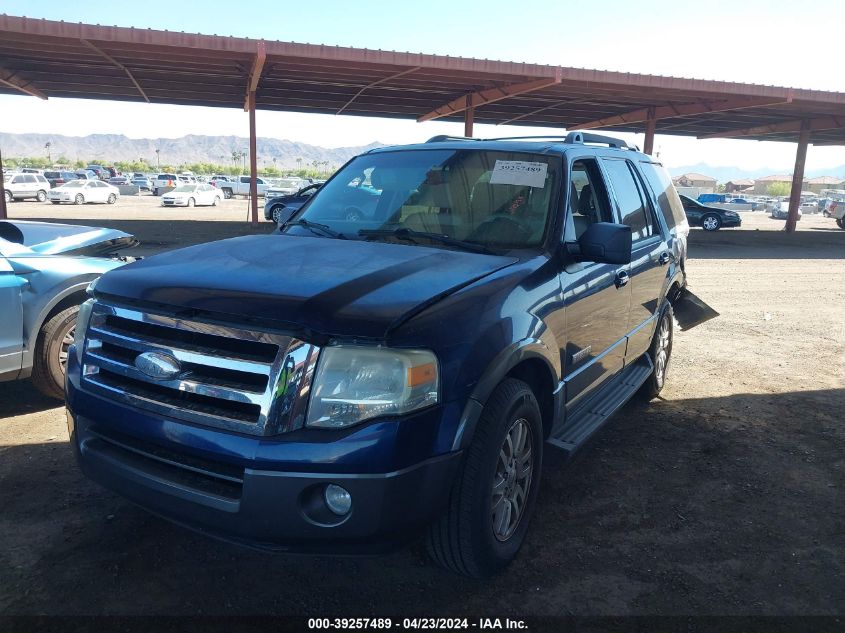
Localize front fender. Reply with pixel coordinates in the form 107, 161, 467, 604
452, 336, 561, 450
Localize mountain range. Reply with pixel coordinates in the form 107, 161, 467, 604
0, 132, 383, 169
2, 132, 845, 182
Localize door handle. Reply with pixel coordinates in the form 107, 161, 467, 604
614, 269, 629, 288
658, 252, 671, 265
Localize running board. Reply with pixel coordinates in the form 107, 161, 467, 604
549, 354, 654, 452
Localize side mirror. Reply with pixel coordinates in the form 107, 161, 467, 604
576, 222, 632, 265
275, 206, 297, 228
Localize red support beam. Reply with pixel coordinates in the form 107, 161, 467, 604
244, 41, 265, 111
785, 120, 810, 233
0, 144, 7, 219
578, 97, 786, 131
643, 106, 656, 155
0, 66, 47, 99
699, 115, 845, 140
336, 66, 420, 115
80, 39, 150, 103
248, 90, 258, 227
464, 95, 474, 137
418, 74, 561, 123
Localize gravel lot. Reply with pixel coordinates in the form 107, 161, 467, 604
1, 197, 843, 616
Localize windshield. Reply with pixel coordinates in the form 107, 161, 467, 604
277, 178, 301, 188
62, 181, 85, 188
172, 185, 196, 193
286, 149, 559, 251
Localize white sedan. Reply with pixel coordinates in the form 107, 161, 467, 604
47, 180, 120, 205
161, 184, 222, 207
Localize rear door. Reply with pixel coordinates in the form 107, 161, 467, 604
0, 252, 24, 378
600, 158, 670, 361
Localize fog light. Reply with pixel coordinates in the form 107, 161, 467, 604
324, 484, 352, 516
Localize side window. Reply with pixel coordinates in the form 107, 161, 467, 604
24, 175, 37, 183
601, 159, 654, 242
240, 176, 250, 184
639, 161, 686, 230
565, 158, 613, 241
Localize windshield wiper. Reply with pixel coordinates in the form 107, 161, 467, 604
358, 228, 496, 254
283, 219, 346, 239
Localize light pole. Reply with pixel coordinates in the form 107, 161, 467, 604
45, 141, 51, 164
155, 148, 160, 170
242, 149, 248, 175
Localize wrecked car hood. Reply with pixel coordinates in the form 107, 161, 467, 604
94, 234, 519, 340
0, 220, 138, 257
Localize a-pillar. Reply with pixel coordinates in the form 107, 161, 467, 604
643, 107, 656, 155
464, 95, 474, 137
248, 91, 258, 227
785, 120, 810, 233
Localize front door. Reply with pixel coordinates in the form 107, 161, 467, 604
0, 254, 24, 378
558, 157, 632, 412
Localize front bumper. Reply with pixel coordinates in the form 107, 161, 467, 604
66, 354, 464, 552
722, 216, 742, 227
161, 199, 187, 206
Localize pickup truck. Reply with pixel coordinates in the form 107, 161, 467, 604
215, 175, 270, 199
66, 132, 701, 577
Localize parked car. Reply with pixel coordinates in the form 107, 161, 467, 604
85, 164, 107, 179
67, 132, 703, 577
108, 176, 131, 186
75, 170, 98, 181
152, 173, 180, 196
3, 172, 51, 202
263, 182, 323, 222
132, 172, 146, 179
43, 170, 80, 189
20, 168, 44, 175
679, 194, 741, 231
829, 201, 845, 228
47, 180, 120, 205
131, 177, 152, 192
0, 219, 136, 399
160, 184, 222, 207
770, 200, 803, 220
265, 177, 307, 198
215, 175, 270, 199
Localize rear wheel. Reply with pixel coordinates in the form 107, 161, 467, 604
223, 188, 233, 199
701, 214, 721, 231
837, 218, 845, 229
427, 378, 542, 577
74, 193, 85, 205
639, 303, 674, 400
212, 196, 220, 206
187, 197, 195, 207
31, 305, 78, 400
36, 190, 47, 202
107, 193, 116, 204
4, 190, 11, 203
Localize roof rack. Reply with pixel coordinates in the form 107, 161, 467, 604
482, 132, 638, 151
425, 135, 479, 143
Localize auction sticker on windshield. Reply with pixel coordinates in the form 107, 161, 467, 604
489, 160, 548, 188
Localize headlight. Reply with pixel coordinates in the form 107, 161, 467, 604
306, 346, 439, 428
73, 299, 95, 364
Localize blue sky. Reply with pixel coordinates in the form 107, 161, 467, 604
3, 0, 845, 171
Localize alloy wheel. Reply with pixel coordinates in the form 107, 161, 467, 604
491, 417, 534, 542
58, 325, 74, 375
654, 314, 671, 389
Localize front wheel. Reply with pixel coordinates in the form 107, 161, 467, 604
427, 378, 543, 577
36, 190, 47, 202
4, 190, 11, 203
701, 214, 721, 231
212, 196, 220, 206
107, 193, 116, 204
638, 303, 674, 400
837, 218, 845, 229
31, 305, 78, 400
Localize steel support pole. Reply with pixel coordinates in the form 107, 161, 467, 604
0, 144, 6, 219
643, 107, 656, 155
248, 91, 258, 226
464, 95, 474, 137
785, 120, 810, 233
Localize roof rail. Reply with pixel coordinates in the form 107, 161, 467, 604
563, 131, 638, 150
425, 135, 478, 143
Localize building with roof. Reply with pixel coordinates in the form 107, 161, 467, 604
673, 173, 717, 193
753, 174, 806, 194
725, 179, 755, 193
804, 175, 845, 194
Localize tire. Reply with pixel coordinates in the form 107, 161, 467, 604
153, 188, 159, 196
36, 190, 47, 202
837, 218, 845, 229
701, 214, 721, 231
4, 190, 11, 203
223, 188, 233, 200
74, 193, 85, 205
212, 196, 220, 207
638, 303, 674, 400
107, 193, 116, 204
427, 377, 543, 577
50, 201, 60, 205
823, 211, 830, 218
31, 305, 79, 401
187, 197, 195, 207
271, 205, 285, 223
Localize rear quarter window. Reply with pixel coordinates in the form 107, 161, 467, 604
639, 161, 687, 230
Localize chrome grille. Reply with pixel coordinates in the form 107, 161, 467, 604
81, 301, 320, 436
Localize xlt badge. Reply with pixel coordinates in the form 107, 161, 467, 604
572, 346, 592, 363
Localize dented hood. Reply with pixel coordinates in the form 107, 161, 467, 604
0, 220, 137, 256
94, 234, 519, 339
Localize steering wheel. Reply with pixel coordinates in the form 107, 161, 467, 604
470, 213, 532, 243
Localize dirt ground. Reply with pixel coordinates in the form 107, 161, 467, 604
1, 197, 843, 617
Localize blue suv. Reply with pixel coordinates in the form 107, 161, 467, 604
66, 132, 689, 577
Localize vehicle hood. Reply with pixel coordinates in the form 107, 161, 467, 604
0, 220, 138, 256
94, 234, 519, 340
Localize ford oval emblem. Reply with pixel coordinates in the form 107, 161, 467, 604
134, 351, 182, 380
